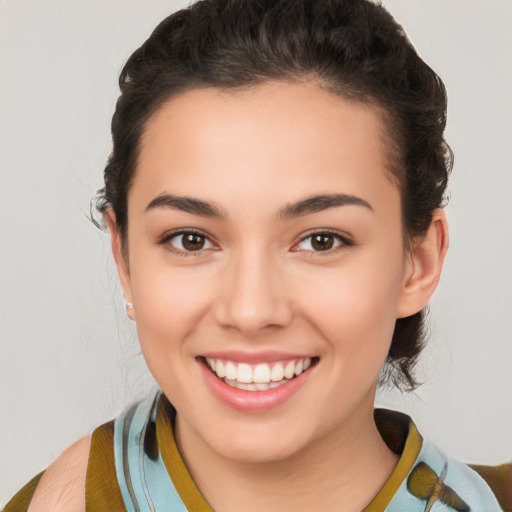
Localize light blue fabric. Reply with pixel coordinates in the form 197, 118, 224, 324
384, 440, 503, 511
113, 392, 504, 512
113, 393, 188, 512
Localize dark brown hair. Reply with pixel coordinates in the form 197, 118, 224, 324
94, 0, 452, 390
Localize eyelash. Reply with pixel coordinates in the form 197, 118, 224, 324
157, 229, 353, 257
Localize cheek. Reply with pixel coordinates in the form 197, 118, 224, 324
296, 253, 404, 356
129, 262, 217, 355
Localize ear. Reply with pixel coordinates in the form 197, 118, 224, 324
104, 208, 135, 321
396, 209, 449, 318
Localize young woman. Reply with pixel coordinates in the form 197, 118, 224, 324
4, 0, 510, 511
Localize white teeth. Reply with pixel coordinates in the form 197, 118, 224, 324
205, 356, 315, 388
224, 378, 290, 391
215, 360, 226, 378
253, 364, 271, 383
236, 382, 253, 391
225, 361, 237, 380
271, 363, 284, 382
284, 361, 295, 379
237, 363, 253, 383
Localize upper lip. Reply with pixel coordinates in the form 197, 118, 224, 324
199, 350, 317, 364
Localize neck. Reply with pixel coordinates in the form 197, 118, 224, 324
175, 397, 399, 512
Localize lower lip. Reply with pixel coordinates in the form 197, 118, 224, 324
199, 360, 314, 413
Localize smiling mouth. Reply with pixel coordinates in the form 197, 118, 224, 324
202, 356, 319, 391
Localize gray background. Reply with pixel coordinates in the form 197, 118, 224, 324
1, 0, 511, 505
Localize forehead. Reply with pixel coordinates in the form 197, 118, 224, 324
133, 82, 399, 215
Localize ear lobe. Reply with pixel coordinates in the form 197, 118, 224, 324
396, 209, 449, 319
104, 209, 135, 320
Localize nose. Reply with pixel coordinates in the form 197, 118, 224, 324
212, 244, 293, 336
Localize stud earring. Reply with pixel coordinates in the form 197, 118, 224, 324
125, 301, 135, 320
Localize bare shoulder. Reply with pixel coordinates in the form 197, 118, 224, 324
27, 435, 91, 512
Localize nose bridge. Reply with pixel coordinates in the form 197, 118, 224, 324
214, 241, 292, 334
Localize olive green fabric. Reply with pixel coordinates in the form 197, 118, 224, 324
85, 419, 126, 511
2, 471, 45, 512
470, 463, 512, 511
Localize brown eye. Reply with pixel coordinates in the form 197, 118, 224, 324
163, 230, 214, 255
296, 231, 350, 253
182, 233, 205, 251
311, 233, 335, 251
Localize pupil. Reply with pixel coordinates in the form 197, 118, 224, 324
312, 234, 333, 251
183, 234, 204, 251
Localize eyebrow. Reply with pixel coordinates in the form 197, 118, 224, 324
278, 193, 373, 220
146, 194, 226, 218
145, 192, 373, 220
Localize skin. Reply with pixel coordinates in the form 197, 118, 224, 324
29, 81, 448, 512
28, 436, 90, 512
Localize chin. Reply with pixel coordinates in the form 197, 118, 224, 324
212, 434, 307, 464
199, 414, 319, 465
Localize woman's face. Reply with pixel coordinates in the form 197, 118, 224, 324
118, 82, 416, 462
